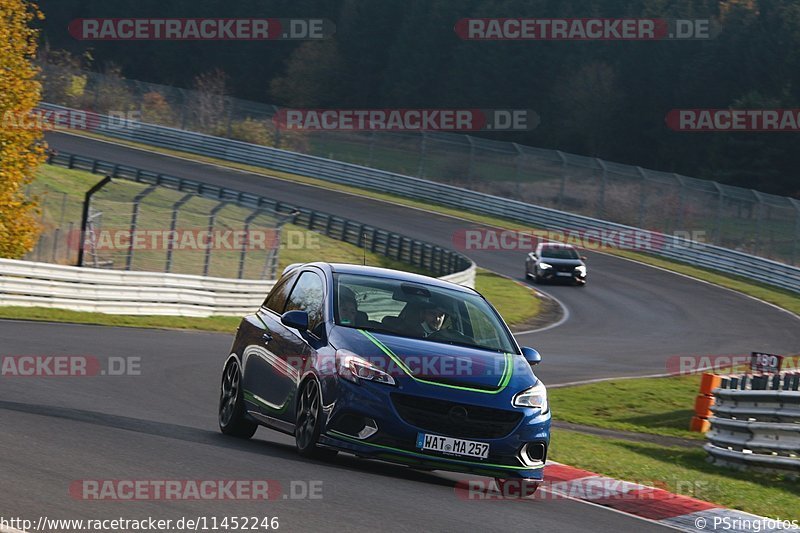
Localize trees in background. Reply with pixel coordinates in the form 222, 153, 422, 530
32, 0, 800, 197
0, 0, 45, 258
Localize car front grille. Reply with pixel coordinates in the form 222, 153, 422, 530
554, 264, 576, 273
391, 393, 522, 439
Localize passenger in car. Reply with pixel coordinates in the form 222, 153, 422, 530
338, 286, 369, 327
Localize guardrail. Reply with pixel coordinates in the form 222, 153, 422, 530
0, 258, 275, 316
705, 387, 800, 475
0, 257, 474, 317
44, 151, 475, 285
40, 103, 800, 294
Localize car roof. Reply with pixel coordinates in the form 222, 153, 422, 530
539, 242, 576, 249
294, 262, 477, 295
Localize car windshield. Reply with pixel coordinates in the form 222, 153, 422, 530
333, 273, 517, 354
541, 247, 580, 259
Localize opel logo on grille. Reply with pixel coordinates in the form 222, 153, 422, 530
448, 406, 469, 422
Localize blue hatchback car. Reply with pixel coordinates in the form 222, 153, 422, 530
219, 263, 550, 493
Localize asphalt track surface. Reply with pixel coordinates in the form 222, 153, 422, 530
1, 132, 797, 531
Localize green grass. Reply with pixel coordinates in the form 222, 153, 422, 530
32, 164, 433, 278
474, 269, 539, 326
0, 306, 239, 333
61, 130, 800, 316
550, 430, 800, 519
550, 375, 704, 440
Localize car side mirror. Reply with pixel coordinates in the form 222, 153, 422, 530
522, 346, 542, 366
581, 256, 587, 261
281, 310, 309, 332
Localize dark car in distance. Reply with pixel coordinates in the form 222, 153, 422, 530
219, 263, 550, 496
525, 243, 587, 286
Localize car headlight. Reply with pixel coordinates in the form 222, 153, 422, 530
513, 382, 548, 411
575, 265, 587, 275
539, 262, 552, 269
337, 350, 396, 386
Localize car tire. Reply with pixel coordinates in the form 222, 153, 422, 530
495, 478, 541, 498
295, 378, 337, 459
533, 271, 542, 284
219, 359, 258, 439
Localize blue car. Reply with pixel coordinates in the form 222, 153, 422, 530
219, 263, 550, 494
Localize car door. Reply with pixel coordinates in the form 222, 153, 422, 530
240, 270, 301, 424
245, 269, 327, 425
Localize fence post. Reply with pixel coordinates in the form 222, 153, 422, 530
125, 185, 159, 271
179, 88, 189, 130
596, 158, 607, 219
165, 193, 194, 273
555, 151, 568, 210
78, 175, 112, 267
226, 96, 235, 138
203, 202, 227, 277
751, 190, 765, 257
637, 166, 648, 227
417, 132, 427, 178
367, 131, 376, 167
466, 136, 476, 181
673, 173, 686, 234
238, 210, 262, 279
59, 191, 68, 229
512, 143, 524, 196
271, 105, 282, 149
791, 198, 800, 266
66, 222, 75, 265
712, 182, 725, 245
51, 228, 60, 263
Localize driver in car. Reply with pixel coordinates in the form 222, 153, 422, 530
412, 300, 447, 338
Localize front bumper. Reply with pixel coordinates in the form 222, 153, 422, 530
319, 377, 551, 480
540, 268, 586, 283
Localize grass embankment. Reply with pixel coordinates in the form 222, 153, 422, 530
550, 430, 800, 519
548, 374, 800, 518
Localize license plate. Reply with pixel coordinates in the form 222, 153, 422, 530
416, 433, 489, 459
556, 272, 573, 277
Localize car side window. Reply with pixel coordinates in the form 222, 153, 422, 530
263, 272, 297, 313
285, 271, 326, 333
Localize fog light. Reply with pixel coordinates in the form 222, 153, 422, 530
523, 442, 547, 463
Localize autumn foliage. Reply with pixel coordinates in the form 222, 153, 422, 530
0, 0, 45, 258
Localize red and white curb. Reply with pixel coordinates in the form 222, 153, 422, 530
544, 461, 799, 532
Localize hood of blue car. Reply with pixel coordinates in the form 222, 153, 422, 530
332, 326, 537, 392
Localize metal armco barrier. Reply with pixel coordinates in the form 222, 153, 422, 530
0, 259, 475, 318
705, 388, 800, 475
39, 103, 800, 294
44, 151, 475, 286
0, 258, 275, 316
